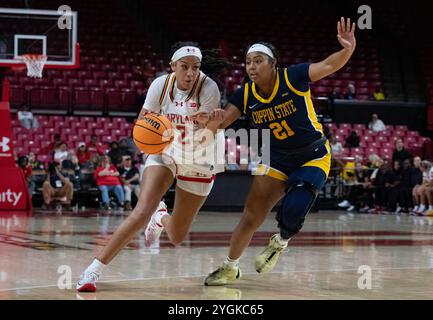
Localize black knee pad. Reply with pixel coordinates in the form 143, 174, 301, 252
276, 181, 319, 239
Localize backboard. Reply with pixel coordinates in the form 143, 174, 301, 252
0, 7, 79, 69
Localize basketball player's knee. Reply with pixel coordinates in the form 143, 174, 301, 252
242, 209, 264, 230
277, 181, 318, 239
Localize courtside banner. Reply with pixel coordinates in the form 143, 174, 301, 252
0, 101, 32, 211
0, 102, 15, 167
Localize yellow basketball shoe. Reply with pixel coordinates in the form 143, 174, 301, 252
204, 263, 242, 286
255, 233, 288, 274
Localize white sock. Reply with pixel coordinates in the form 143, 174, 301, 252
428, 205, 433, 211
154, 209, 170, 225
276, 233, 290, 247
224, 256, 239, 269
87, 258, 106, 275
418, 204, 426, 213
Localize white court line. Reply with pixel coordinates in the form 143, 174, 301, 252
1, 265, 433, 293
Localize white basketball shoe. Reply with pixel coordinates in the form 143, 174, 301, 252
76, 270, 99, 292
144, 201, 169, 247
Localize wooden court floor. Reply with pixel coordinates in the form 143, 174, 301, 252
0, 210, 433, 300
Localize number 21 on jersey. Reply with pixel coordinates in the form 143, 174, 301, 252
269, 120, 295, 140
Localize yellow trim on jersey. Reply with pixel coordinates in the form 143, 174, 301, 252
169, 74, 176, 102
159, 73, 172, 105
254, 164, 288, 182
305, 93, 324, 134
284, 68, 309, 96
243, 83, 249, 114
251, 71, 280, 103
302, 140, 331, 177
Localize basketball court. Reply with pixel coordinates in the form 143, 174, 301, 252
1, 210, 432, 300
1, 1, 433, 303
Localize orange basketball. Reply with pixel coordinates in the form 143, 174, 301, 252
133, 114, 174, 154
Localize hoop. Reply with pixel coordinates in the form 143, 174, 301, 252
18, 54, 48, 78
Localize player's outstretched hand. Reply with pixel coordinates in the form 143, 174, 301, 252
337, 17, 356, 52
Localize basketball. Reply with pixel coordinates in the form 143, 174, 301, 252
133, 113, 174, 154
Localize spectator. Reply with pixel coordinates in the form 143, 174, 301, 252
86, 134, 105, 158
411, 157, 423, 212
47, 134, 66, 154
373, 86, 385, 101
27, 151, 44, 170
338, 159, 373, 212
327, 87, 342, 101
392, 138, 412, 164
53, 142, 70, 163
17, 156, 35, 197
42, 162, 73, 210
368, 113, 386, 132
118, 155, 140, 211
17, 105, 39, 130
119, 138, 134, 159
370, 161, 390, 213
399, 159, 415, 212
76, 142, 91, 167
385, 160, 402, 213
330, 135, 343, 156
413, 160, 432, 214
107, 141, 123, 166
62, 155, 82, 190
344, 83, 356, 100
345, 131, 360, 148
94, 155, 125, 210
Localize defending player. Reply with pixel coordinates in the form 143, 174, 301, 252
205, 17, 356, 285
76, 42, 226, 292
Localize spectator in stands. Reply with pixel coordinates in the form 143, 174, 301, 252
330, 135, 343, 156
400, 159, 415, 213
411, 157, 423, 212
392, 138, 412, 164
53, 142, 70, 163
86, 135, 105, 157
344, 83, 356, 100
327, 87, 342, 101
94, 155, 125, 210
17, 104, 39, 130
27, 151, 44, 170
17, 156, 35, 197
345, 130, 360, 148
47, 134, 66, 154
368, 113, 386, 132
338, 158, 372, 212
370, 161, 390, 213
42, 162, 74, 210
385, 160, 402, 213
119, 155, 140, 211
119, 138, 135, 159
62, 155, 82, 190
76, 142, 91, 168
373, 86, 385, 101
107, 141, 123, 166
413, 160, 432, 214
0, 37, 7, 59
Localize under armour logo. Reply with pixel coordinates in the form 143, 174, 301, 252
0, 137, 10, 152
186, 48, 196, 53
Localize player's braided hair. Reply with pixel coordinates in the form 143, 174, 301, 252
168, 41, 230, 78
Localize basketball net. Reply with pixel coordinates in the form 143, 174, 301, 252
18, 54, 47, 78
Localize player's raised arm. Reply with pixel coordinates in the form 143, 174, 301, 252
309, 17, 356, 82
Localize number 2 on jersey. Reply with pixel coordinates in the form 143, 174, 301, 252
269, 120, 295, 140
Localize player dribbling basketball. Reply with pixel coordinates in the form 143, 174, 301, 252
76, 42, 226, 292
